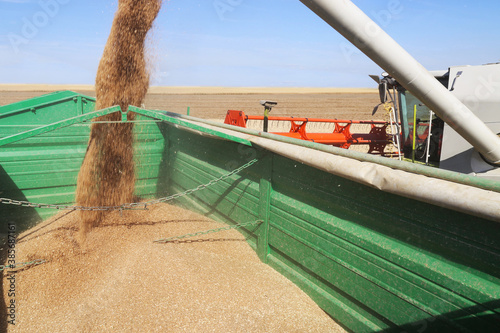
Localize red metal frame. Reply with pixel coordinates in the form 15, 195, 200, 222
224, 110, 395, 155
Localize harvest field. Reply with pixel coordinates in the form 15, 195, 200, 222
0, 85, 381, 122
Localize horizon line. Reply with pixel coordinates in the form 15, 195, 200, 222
0, 84, 377, 94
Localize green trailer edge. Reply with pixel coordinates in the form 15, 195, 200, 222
1, 92, 500, 332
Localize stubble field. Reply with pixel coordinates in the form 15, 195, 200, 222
0, 85, 382, 121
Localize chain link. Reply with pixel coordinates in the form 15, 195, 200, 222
1, 259, 46, 273
154, 220, 263, 243
0, 158, 258, 212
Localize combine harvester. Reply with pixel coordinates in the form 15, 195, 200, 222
1, 1, 499, 332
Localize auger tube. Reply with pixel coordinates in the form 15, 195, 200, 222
300, 0, 500, 165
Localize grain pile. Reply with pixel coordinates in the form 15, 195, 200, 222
75, 0, 161, 238
2, 204, 345, 332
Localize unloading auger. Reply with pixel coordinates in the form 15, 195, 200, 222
297, 0, 500, 178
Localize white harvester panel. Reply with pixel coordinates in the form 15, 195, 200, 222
440, 63, 500, 179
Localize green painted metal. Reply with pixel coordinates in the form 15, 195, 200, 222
0, 106, 122, 147
399, 91, 409, 143
0, 91, 96, 126
129, 106, 252, 147
1, 92, 500, 332
0, 93, 166, 231
0, 117, 165, 230
257, 154, 272, 263
162, 126, 500, 332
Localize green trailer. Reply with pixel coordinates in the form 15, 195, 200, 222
1, 91, 499, 332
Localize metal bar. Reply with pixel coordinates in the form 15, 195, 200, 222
299, 0, 500, 164
257, 153, 272, 263
129, 106, 252, 146
399, 91, 409, 144
89, 120, 161, 124
426, 111, 434, 165
0, 106, 122, 147
389, 106, 402, 161
412, 105, 417, 163
0, 95, 95, 119
263, 106, 270, 132
269, 132, 388, 144
77, 95, 83, 115
246, 115, 389, 125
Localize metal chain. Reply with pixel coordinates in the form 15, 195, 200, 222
0, 158, 259, 212
0, 198, 118, 211
1, 259, 46, 273
154, 220, 263, 243
126, 158, 258, 209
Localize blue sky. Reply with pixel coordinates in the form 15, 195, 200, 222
1, 0, 499, 87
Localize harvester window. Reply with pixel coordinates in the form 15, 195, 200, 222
399, 91, 444, 164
